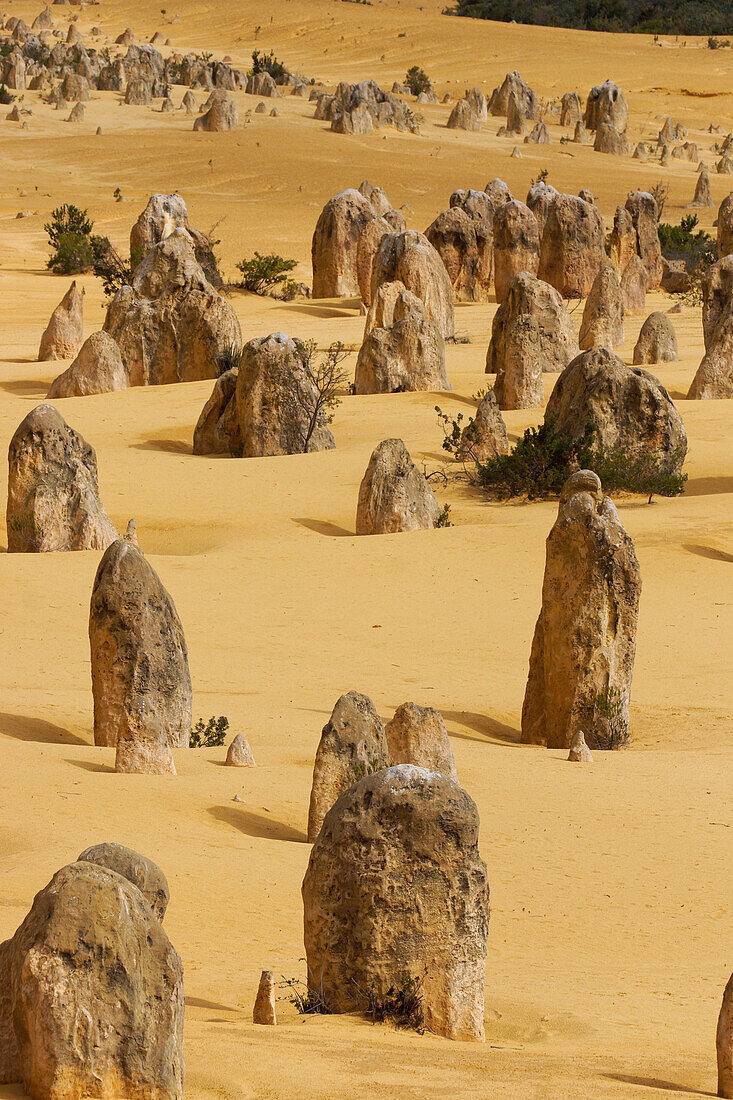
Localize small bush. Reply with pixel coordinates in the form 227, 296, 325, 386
594, 685, 626, 748
190, 716, 230, 748
658, 214, 716, 272
92, 243, 136, 298
475, 417, 595, 499
462, 416, 685, 502
0, 83, 13, 105
45, 204, 111, 275
348, 756, 388, 784
363, 972, 427, 1033
435, 503, 452, 528
649, 180, 669, 220
236, 251, 297, 296
405, 65, 431, 95
298, 340, 350, 452
250, 49, 287, 81
215, 342, 243, 377
281, 973, 331, 1015
531, 167, 549, 184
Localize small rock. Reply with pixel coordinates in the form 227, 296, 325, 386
226, 734, 256, 767
568, 729, 593, 762
253, 970, 277, 1025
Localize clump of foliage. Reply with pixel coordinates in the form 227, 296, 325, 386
363, 972, 427, 1033
436, 410, 686, 502
708, 35, 730, 47
45, 204, 111, 275
0, 83, 13, 105
435, 503, 452, 528
236, 251, 297, 297
475, 417, 596, 499
657, 214, 716, 273
250, 49, 287, 81
532, 167, 550, 185
281, 971, 331, 1015
594, 685, 626, 748
92, 243, 137, 298
445, 0, 733, 35
349, 755, 388, 783
190, 716, 230, 748
215, 342, 243, 377
405, 65, 431, 95
298, 340, 350, 452
649, 180, 669, 220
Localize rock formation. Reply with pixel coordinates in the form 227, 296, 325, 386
38, 280, 83, 361
235, 333, 336, 456
690, 167, 713, 208
538, 194, 604, 299
578, 264, 624, 350
620, 255, 648, 314
77, 842, 170, 921
312, 188, 377, 298
446, 98, 480, 131
719, 972, 733, 1099
425, 206, 492, 302
594, 122, 629, 155
0, 860, 184, 1100
47, 332, 128, 398
625, 191, 663, 290
356, 438, 442, 535
687, 255, 733, 398
487, 272, 578, 409
584, 79, 628, 132
225, 734, 256, 766
526, 181, 559, 237
355, 284, 448, 393
568, 729, 593, 762
307, 690, 388, 841
89, 536, 192, 766
717, 193, 733, 258
489, 71, 537, 119
253, 971, 277, 1025
632, 312, 678, 364
192, 367, 242, 455
302, 764, 489, 1040
545, 347, 687, 473
458, 390, 509, 463
370, 230, 455, 338
522, 470, 641, 749
7, 405, 117, 553
104, 229, 241, 385
193, 89, 237, 130
492, 199, 540, 302
385, 702, 458, 781
560, 91, 581, 127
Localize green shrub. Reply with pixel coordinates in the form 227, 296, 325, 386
435, 503, 452, 528
45, 204, 110, 275
0, 83, 13, 105
363, 972, 427, 1032
190, 716, 230, 748
215, 342, 243, 377
447, 414, 686, 502
298, 340, 349, 452
92, 244, 136, 297
250, 49, 287, 81
446, 0, 733, 35
405, 65, 431, 95
236, 251, 297, 296
657, 214, 716, 273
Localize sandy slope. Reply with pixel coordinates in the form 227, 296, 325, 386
0, 1, 731, 1097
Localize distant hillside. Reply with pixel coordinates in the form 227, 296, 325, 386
447, 0, 732, 36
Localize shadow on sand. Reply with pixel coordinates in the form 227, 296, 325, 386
442, 710, 521, 745
208, 805, 308, 843
0, 712, 86, 745
684, 542, 733, 563
604, 1073, 714, 1096
294, 517, 353, 537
